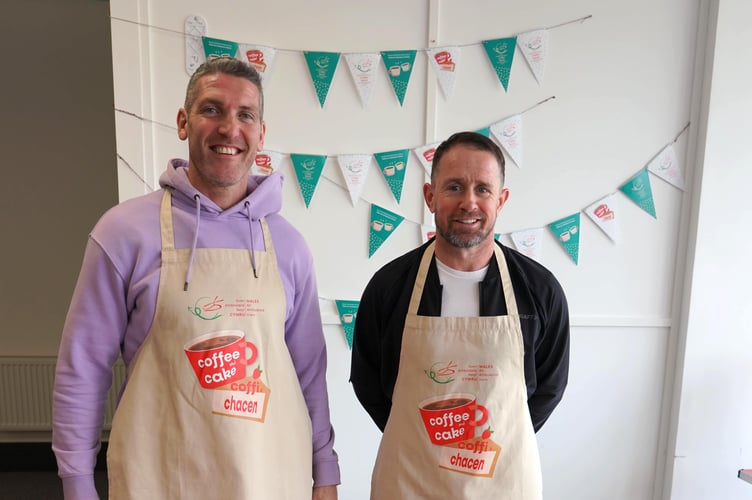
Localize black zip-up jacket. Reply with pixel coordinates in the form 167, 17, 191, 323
350, 239, 570, 432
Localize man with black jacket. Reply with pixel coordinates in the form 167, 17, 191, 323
351, 131, 569, 499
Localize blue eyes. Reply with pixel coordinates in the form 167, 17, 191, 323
199, 107, 255, 121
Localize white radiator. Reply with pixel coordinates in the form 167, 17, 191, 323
0, 357, 125, 432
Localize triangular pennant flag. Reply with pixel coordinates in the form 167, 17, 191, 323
647, 144, 685, 190
290, 154, 327, 208
619, 168, 657, 218
490, 114, 524, 168
345, 52, 381, 108
427, 46, 461, 99
475, 126, 491, 137
420, 224, 436, 244
304, 51, 340, 108
337, 154, 372, 206
335, 299, 360, 349
414, 142, 441, 177
381, 50, 417, 106
517, 29, 549, 84
237, 44, 277, 84
548, 213, 581, 265
510, 227, 544, 262
482, 37, 517, 91
202, 36, 239, 60
374, 149, 409, 203
369, 204, 404, 257
253, 150, 284, 176
584, 193, 621, 242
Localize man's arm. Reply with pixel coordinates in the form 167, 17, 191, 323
528, 279, 570, 432
52, 238, 127, 499
284, 243, 340, 488
350, 278, 392, 432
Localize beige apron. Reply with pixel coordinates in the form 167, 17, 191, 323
107, 189, 312, 499
371, 242, 542, 499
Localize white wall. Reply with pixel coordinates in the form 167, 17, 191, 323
108, 1, 748, 499
665, 1, 752, 498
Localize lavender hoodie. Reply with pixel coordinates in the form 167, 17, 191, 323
52, 160, 339, 498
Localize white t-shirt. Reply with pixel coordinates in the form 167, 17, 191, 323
435, 258, 489, 317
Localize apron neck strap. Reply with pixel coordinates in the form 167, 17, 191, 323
407, 241, 519, 317
160, 189, 175, 251
494, 243, 519, 316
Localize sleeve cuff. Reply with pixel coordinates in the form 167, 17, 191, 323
61, 474, 100, 500
313, 459, 341, 487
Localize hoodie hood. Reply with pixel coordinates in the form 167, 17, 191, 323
159, 159, 284, 288
159, 158, 283, 220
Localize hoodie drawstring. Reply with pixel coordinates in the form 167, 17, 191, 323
245, 202, 259, 278
184, 195, 201, 291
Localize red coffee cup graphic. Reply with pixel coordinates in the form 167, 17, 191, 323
184, 330, 258, 389
255, 154, 271, 167
423, 148, 436, 162
419, 393, 488, 445
434, 51, 451, 64
245, 50, 264, 63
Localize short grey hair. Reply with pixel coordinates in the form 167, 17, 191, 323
183, 57, 264, 119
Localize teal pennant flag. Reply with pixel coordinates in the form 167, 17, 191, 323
202, 36, 239, 60
482, 37, 517, 91
619, 168, 657, 218
548, 213, 581, 265
304, 51, 340, 107
290, 154, 327, 208
475, 126, 491, 137
373, 149, 409, 203
335, 300, 360, 349
381, 50, 417, 106
369, 204, 404, 257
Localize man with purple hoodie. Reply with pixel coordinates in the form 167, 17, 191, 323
52, 57, 340, 500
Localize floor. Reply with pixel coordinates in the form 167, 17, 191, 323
0, 471, 108, 500
0, 443, 108, 500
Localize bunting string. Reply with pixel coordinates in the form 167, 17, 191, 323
110, 14, 592, 54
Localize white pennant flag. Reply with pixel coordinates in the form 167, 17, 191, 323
517, 29, 549, 84
345, 53, 381, 108
337, 154, 372, 206
253, 150, 285, 176
413, 142, 441, 177
510, 227, 544, 262
584, 193, 621, 242
647, 143, 685, 191
490, 114, 524, 168
237, 44, 277, 84
427, 46, 461, 99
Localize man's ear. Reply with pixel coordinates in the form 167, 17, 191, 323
423, 182, 436, 213
177, 108, 188, 141
497, 188, 510, 213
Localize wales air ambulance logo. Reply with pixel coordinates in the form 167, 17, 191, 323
188, 295, 224, 320
425, 361, 457, 384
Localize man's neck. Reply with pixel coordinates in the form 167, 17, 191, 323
433, 239, 495, 272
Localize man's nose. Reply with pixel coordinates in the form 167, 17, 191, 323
459, 190, 479, 209
217, 114, 240, 136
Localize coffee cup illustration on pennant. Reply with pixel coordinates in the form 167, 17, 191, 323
184, 330, 258, 389
419, 393, 488, 445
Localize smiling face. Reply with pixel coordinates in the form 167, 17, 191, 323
177, 72, 266, 208
424, 144, 509, 270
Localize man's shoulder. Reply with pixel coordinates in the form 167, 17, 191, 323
91, 190, 163, 246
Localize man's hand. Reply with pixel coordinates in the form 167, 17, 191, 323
312, 485, 338, 500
